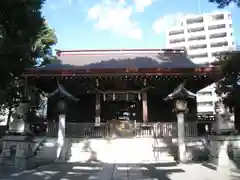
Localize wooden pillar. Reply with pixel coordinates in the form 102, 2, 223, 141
142, 92, 148, 123
95, 93, 101, 126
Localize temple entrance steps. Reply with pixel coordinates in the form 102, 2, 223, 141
66, 138, 176, 164
29, 137, 208, 166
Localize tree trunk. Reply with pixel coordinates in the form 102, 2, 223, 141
234, 106, 240, 133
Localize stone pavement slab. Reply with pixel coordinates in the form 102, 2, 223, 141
0, 162, 238, 180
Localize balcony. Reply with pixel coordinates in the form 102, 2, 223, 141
187, 31, 206, 39
168, 33, 185, 40
209, 37, 230, 44
168, 29, 184, 36
168, 41, 186, 48
208, 23, 226, 31
197, 105, 215, 113
208, 27, 230, 35
196, 95, 215, 102
188, 48, 208, 56
186, 22, 204, 29
186, 16, 204, 25
169, 37, 185, 44
191, 57, 212, 64
211, 46, 231, 54
187, 39, 207, 46
207, 19, 232, 27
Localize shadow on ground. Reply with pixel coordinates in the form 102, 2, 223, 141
0, 162, 184, 180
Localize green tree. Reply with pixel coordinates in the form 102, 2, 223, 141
209, 0, 240, 8
215, 51, 240, 130
0, 1, 57, 131
0, 0, 46, 90
216, 52, 240, 107
32, 22, 58, 66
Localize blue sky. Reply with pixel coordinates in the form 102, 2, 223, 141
42, 0, 240, 50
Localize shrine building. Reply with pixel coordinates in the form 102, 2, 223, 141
23, 48, 218, 138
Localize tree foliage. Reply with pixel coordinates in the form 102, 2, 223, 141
0, 0, 57, 110
215, 51, 240, 109
209, 0, 240, 8
32, 22, 57, 66
0, 0, 44, 88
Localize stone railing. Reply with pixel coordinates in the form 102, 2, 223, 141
28, 121, 199, 138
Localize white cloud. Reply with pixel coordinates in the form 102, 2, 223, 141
152, 13, 184, 34
134, 0, 154, 12
87, 0, 142, 39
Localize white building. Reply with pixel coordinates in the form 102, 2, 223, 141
166, 11, 235, 116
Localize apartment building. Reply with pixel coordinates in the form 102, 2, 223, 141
166, 11, 235, 118
166, 11, 235, 64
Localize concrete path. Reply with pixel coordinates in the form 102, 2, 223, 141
0, 162, 239, 180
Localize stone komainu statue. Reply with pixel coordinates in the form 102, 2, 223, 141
212, 100, 235, 135
9, 103, 29, 134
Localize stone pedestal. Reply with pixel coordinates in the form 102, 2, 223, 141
209, 135, 240, 170
177, 112, 187, 163
56, 114, 66, 162
0, 135, 34, 168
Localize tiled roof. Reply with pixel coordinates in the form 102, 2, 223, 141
38, 49, 208, 70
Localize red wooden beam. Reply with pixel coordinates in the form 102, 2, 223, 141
23, 67, 219, 77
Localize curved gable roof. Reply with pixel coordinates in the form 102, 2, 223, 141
54, 49, 207, 69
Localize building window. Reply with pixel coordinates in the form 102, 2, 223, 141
197, 101, 213, 107
188, 35, 206, 41
209, 32, 227, 39
175, 46, 186, 50
198, 91, 212, 96
169, 30, 184, 36
170, 38, 185, 44
211, 14, 224, 21
189, 44, 207, 50
189, 53, 208, 59
186, 17, 204, 25
210, 41, 228, 48
188, 27, 205, 33
208, 24, 225, 30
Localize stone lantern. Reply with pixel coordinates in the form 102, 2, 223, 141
0, 97, 34, 168
48, 83, 79, 161
164, 83, 196, 163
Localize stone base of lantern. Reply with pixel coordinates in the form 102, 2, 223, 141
0, 135, 35, 168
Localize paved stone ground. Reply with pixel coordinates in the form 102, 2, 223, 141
0, 162, 239, 180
